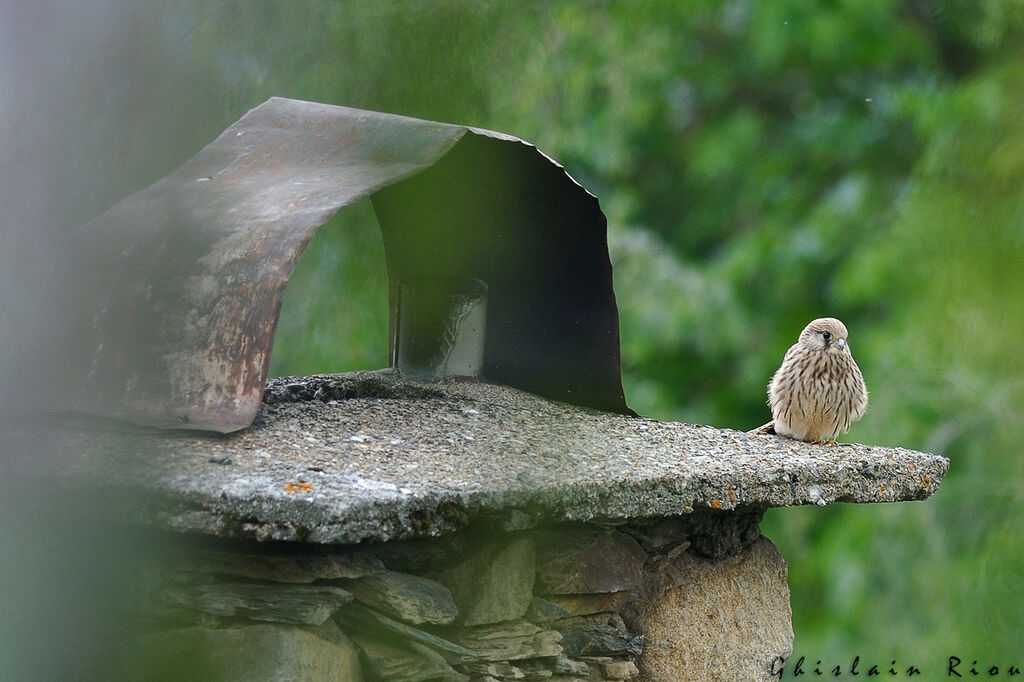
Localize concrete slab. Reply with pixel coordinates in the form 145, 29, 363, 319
13, 370, 948, 544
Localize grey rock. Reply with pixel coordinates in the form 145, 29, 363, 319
303, 616, 359, 647
627, 535, 793, 681
367, 535, 466, 573
122, 624, 362, 681
435, 535, 536, 625
526, 597, 572, 623
348, 633, 468, 682
535, 528, 647, 594
160, 582, 352, 625
460, 660, 526, 679
518, 657, 592, 678
346, 570, 459, 625
552, 657, 592, 676
174, 548, 383, 582
544, 592, 630, 617
33, 370, 948, 545
442, 619, 563, 662
335, 602, 476, 663
514, 660, 554, 679
556, 622, 643, 659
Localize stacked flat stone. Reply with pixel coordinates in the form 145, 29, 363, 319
126, 511, 786, 681
131, 524, 656, 680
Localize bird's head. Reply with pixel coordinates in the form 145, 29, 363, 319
798, 317, 851, 352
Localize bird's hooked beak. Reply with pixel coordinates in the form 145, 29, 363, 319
835, 338, 847, 350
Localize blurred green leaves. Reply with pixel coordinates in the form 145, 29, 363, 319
268, 200, 389, 377
163, 0, 1024, 666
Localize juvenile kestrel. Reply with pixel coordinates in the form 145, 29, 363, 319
765, 317, 868, 444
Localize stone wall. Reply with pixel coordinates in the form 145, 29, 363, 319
125, 511, 791, 681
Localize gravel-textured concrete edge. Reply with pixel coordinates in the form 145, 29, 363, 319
14, 371, 949, 545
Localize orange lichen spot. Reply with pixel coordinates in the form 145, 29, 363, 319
284, 481, 314, 493
922, 475, 931, 488
710, 499, 722, 509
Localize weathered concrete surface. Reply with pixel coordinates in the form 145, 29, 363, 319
625, 536, 793, 681
13, 370, 948, 544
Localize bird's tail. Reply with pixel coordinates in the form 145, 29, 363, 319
748, 421, 776, 435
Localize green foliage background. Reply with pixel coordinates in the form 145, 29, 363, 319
25, 0, 1024, 672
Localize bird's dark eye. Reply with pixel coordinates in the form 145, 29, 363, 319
822, 331, 832, 342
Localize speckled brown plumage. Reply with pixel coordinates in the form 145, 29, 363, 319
767, 318, 868, 443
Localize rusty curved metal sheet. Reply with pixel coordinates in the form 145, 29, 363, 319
66, 97, 628, 432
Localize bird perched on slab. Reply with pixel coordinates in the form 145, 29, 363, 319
759, 317, 868, 444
